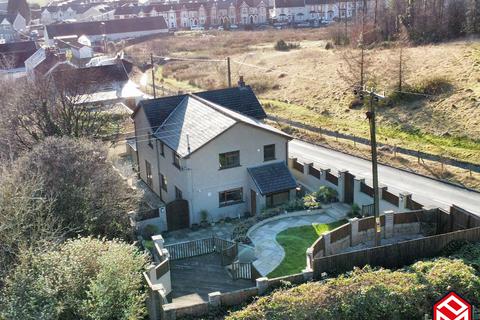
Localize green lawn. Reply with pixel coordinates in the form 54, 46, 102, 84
268, 220, 347, 278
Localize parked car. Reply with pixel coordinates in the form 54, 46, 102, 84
190, 26, 205, 31
230, 24, 239, 30
218, 26, 224, 31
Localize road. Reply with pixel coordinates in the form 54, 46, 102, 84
289, 139, 480, 215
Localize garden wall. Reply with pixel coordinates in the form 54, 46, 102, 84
288, 157, 420, 214
309, 206, 480, 279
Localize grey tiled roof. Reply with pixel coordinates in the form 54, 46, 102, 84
136, 85, 267, 131
155, 96, 236, 157
248, 161, 297, 196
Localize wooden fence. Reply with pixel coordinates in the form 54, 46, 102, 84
231, 262, 253, 280
165, 237, 237, 261
312, 226, 480, 278
293, 159, 304, 173
406, 197, 423, 210
308, 165, 321, 179
155, 259, 170, 279
382, 190, 399, 206
326, 171, 338, 185
360, 182, 374, 197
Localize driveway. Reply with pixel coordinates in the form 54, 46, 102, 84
290, 139, 480, 215
249, 203, 349, 276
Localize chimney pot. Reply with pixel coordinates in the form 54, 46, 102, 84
238, 75, 245, 87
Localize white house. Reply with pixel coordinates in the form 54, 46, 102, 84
133, 83, 297, 230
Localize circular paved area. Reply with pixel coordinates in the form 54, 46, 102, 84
250, 204, 348, 276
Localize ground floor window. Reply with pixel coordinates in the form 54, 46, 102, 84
266, 191, 289, 208
219, 188, 243, 207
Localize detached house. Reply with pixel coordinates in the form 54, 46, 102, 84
133, 83, 297, 229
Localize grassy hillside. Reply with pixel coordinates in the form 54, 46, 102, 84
127, 31, 480, 166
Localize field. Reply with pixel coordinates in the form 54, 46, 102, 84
126, 29, 480, 188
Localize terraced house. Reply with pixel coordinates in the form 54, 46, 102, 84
113, 0, 268, 29
132, 82, 297, 229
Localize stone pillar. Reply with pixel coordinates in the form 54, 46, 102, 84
304, 162, 313, 178
302, 268, 313, 281
306, 247, 314, 270
147, 264, 157, 282
288, 157, 296, 169
320, 168, 330, 184
337, 170, 348, 202
152, 235, 165, 263
384, 210, 394, 238
399, 192, 412, 211
256, 277, 269, 295
353, 176, 365, 205
379, 184, 388, 200
349, 217, 360, 245
152, 234, 164, 249
159, 206, 168, 232
208, 291, 222, 307
323, 232, 331, 256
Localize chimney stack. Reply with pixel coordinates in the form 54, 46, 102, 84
238, 75, 245, 87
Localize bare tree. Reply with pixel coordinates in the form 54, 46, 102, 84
396, 25, 410, 92
0, 73, 123, 155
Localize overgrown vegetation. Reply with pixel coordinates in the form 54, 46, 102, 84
0, 237, 149, 320
274, 40, 300, 51
228, 242, 480, 320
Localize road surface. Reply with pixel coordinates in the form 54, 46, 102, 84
289, 139, 480, 215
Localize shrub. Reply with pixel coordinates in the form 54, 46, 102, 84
274, 40, 300, 51
142, 224, 159, 239
348, 203, 361, 218
324, 42, 334, 50
200, 210, 209, 222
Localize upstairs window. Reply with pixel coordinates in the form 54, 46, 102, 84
145, 160, 153, 186
160, 173, 167, 192
148, 132, 153, 148
160, 141, 165, 157
175, 186, 183, 199
219, 151, 240, 169
264, 144, 276, 161
173, 152, 181, 169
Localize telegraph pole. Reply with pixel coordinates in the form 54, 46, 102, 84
150, 53, 157, 98
354, 87, 385, 246
227, 57, 232, 87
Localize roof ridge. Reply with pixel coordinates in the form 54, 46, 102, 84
188, 92, 247, 123
154, 95, 189, 134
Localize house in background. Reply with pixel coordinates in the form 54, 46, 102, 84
55, 35, 94, 60
0, 40, 37, 78
133, 82, 297, 230
44, 16, 169, 46
0, 12, 27, 43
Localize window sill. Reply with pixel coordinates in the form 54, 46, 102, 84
219, 165, 241, 171
264, 158, 276, 162
219, 201, 244, 208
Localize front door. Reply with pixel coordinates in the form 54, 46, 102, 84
250, 189, 257, 216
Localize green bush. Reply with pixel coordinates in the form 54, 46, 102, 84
142, 224, 159, 239
228, 251, 480, 320
348, 203, 361, 218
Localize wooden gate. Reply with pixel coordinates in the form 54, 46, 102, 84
344, 172, 354, 204
166, 199, 190, 231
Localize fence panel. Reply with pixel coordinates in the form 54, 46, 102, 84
326, 171, 338, 185
293, 160, 304, 173
330, 224, 351, 242
406, 197, 423, 210
165, 237, 215, 260
360, 182, 374, 197
155, 259, 170, 279
382, 190, 399, 207
361, 204, 374, 217
231, 262, 252, 280
312, 227, 480, 278
308, 165, 321, 179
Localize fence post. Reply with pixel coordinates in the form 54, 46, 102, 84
379, 184, 388, 203
337, 170, 348, 202
384, 210, 394, 238
323, 232, 332, 256
350, 217, 360, 245
256, 277, 269, 295
306, 247, 314, 270
320, 168, 330, 184
208, 291, 222, 308
399, 192, 412, 211
353, 176, 365, 205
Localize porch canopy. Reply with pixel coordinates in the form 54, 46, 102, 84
247, 162, 296, 196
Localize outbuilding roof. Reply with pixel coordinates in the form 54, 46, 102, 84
248, 162, 297, 195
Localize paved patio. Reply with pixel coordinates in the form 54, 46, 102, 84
169, 253, 253, 307
249, 203, 350, 276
